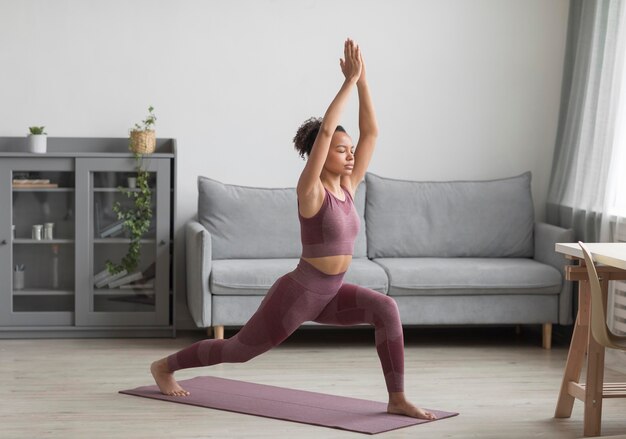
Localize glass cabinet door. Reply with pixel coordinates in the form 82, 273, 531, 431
75, 157, 170, 326
0, 158, 75, 326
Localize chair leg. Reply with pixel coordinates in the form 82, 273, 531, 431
213, 325, 224, 339
583, 276, 609, 437
584, 334, 604, 436
584, 333, 605, 437
543, 323, 552, 350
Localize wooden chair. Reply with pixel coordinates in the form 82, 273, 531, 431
575, 241, 626, 435
578, 241, 626, 350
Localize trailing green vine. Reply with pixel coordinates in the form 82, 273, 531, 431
105, 151, 153, 275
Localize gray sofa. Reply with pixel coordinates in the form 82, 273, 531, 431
185, 171, 574, 349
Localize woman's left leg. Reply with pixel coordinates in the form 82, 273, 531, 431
312, 282, 438, 420
311, 282, 404, 393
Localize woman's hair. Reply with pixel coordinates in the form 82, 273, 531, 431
293, 117, 346, 160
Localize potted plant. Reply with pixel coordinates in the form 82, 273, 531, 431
105, 107, 156, 275
27, 126, 47, 153
129, 105, 157, 154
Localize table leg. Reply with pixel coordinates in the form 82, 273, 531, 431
555, 278, 590, 418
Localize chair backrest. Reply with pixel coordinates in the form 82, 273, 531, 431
578, 241, 616, 347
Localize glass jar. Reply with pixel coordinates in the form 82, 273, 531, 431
32, 224, 43, 240
43, 222, 54, 240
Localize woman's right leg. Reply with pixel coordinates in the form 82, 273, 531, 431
152, 259, 346, 396
166, 259, 347, 372
167, 273, 302, 371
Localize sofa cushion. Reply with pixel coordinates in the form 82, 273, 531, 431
210, 258, 387, 295
365, 172, 535, 258
197, 176, 368, 259
372, 257, 562, 296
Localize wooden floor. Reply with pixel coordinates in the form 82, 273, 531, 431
2, 326, 626, 439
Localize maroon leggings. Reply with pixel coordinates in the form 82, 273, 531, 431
167, 258, 404, 393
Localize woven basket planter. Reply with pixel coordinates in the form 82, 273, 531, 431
129, 130, 156, 154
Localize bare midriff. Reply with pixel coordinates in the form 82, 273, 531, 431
302, 255, 352, 275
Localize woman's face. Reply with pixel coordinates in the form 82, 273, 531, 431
324, 131, 355, 175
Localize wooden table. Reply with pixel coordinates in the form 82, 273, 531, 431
554, 243, 626, 437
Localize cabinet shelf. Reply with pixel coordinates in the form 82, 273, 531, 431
94, 188, 152, 192
13, 239, 74, 244
93, 188, 174, 192
94, 290, 155, 296
93, 238, 157, 244
13, 289, 74, 296
12, 187, 75, 192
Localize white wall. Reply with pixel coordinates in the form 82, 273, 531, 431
0, 0, 570, 329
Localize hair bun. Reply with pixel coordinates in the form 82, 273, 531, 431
293, 117, 323, 160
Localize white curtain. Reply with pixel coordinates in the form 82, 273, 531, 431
546, 0, 626, 369
546, 0, 626, 242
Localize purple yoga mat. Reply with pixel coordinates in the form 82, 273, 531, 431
120, 376, 458, 434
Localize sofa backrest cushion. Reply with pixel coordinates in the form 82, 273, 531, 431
197, 176, 368, 259
365, 171, 535, 258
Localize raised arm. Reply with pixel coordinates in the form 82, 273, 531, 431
297, 39, 362, 196
350, 48, 378, 188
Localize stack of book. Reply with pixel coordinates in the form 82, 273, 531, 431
94, 269, 130, 288
12, 179, 58, 188
99, 219, 126, 238
93, 262, 156, 289
119, 279, 155, 290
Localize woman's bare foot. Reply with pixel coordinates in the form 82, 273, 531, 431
150, 358, 190, 397
387, 399, 437, 420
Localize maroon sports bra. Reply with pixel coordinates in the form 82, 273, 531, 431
297, 185, 360, 258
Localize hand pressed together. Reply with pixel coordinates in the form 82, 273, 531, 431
339, 38, 363, 84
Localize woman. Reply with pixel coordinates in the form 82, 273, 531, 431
151, 38, 437, 421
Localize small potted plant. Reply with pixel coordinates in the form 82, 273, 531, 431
27, 126, 47, 153
105, 108, 156, 275
129, 105, 157, 154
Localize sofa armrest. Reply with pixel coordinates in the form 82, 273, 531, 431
533, 222, 575, 325
534, 222, 575, 270
186, 220, 212, 328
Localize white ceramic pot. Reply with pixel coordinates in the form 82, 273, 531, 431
27, 134, 47, 153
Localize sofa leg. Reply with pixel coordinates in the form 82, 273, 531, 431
213, 325, 224, 340
542, 323, 552, 350
206, 327, 213, 338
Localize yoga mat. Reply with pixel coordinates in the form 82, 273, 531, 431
120, 376, 458, 434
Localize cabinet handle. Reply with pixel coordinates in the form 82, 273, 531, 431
159, 240, 166, 246
1, 239, 6, 245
